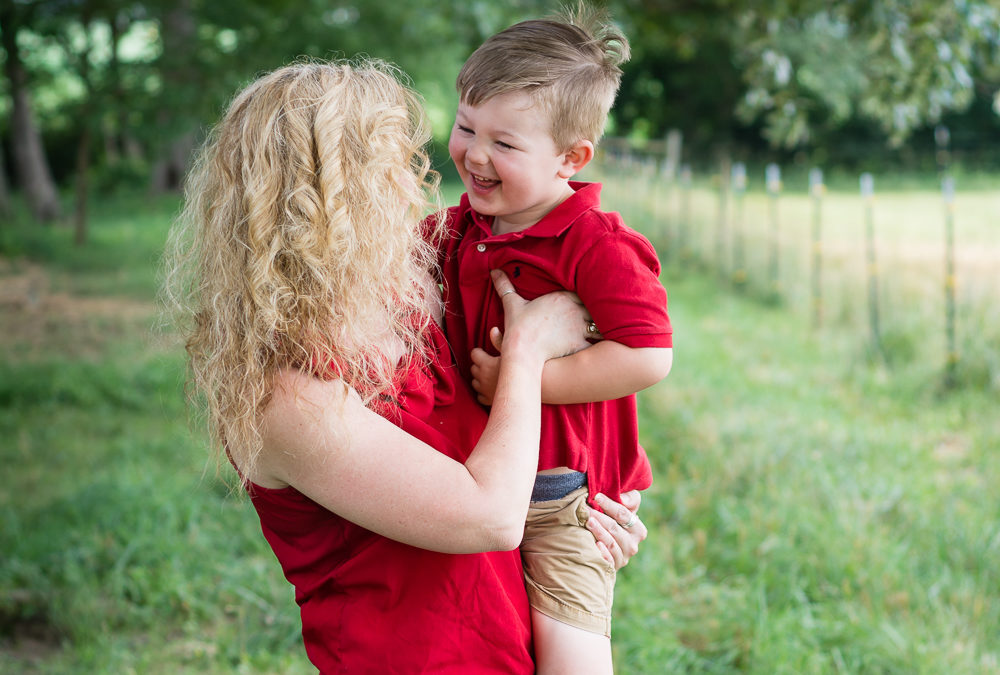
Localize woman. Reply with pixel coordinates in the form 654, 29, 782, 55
163, 60, 646, 673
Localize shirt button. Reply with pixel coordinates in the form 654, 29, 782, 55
476, 243, 486, 252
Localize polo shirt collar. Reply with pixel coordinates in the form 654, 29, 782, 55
461, 181, 602, 238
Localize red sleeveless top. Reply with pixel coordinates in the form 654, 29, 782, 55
246, 325, 534, 673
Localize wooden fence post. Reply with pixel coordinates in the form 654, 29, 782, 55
809, 168, 825, 329
861, 172, 884, 359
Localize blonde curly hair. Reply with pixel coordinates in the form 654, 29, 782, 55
162, 60, 445, 486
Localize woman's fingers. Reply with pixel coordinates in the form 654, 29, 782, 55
491, 269, 521, 305
618, 490, 642, 514
587, 512, 634, 568
589, 492, 647, 569
586, 516, 620, 566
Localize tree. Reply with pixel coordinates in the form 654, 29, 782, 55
0, 144, 10, 217
1, 1, 61, 223
44, 0, 99, 244
733, 0, 1000, 148
614, 1, 752, 158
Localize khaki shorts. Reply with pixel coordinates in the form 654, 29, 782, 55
521, 487, 616, 637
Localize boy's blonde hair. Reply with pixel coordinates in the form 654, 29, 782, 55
455, 3, 630, 151
162, 60, 444, 486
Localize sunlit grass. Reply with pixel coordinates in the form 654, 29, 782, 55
1, 184, 998, 673
614, 271, 1000, 674
0, 194, 312, 673
594, 164, 1000, 391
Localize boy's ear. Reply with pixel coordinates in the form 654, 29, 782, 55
557, 140, 594, 179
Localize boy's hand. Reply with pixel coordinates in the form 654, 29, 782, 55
470, 345, 501, 406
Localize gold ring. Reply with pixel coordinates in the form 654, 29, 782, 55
587, 321, 598, 334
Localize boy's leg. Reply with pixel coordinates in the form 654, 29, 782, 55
532, 608, 613, 675
522, 486, 616, 675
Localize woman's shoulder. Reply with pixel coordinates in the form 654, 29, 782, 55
268, 367, 356, 416
249, 369, 357, 487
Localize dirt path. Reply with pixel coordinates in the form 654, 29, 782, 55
0, 259, 157, 359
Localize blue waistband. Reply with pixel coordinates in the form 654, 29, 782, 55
530, 471, 587, 502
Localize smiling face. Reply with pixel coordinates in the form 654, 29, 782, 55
448, 91, 592, 234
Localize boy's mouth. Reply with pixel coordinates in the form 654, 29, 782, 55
471, 173, 500, 190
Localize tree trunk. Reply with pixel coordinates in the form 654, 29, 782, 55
150, 131, 195, 193
150, 0, 197, 194
2, 14, 61, 223
71, 11, 95, 246
103, 9, 126, 167
74, 123, 91, 246
0, 148, 11, 219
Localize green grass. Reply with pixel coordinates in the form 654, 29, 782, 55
1, 186, 998, 673
590, 162, 1000, 392
614, 270, 999, 673
0, 196, 313, 674
0, 192, 181, 299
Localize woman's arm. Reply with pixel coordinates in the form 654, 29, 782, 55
253, 272, 590, 555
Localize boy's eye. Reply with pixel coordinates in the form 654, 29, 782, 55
457, 125, 473, 134
496, 141, 515, 150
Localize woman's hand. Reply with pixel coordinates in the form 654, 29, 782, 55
473, 271, 592, 402
492, 269, 591, 361
585, 491, 647, 570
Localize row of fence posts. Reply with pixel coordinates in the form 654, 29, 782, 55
600, 131, 962, 385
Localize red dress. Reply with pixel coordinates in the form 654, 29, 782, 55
246, 326, 534, 673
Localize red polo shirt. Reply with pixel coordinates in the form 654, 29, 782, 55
439, 181, 672, 505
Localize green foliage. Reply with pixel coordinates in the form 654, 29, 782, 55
5, 0, 1000, 200
735, 1, 1000, 147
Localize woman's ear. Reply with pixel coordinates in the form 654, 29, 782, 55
558, 140, 595, 178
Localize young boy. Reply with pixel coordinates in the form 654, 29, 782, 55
437, 5, 673, 673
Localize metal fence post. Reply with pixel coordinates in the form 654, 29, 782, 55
731, 162, 747, 289
861, 172, 884, 359
943, 175, 958, 386
679, 164, 692, 261
716, 156, 731, 275
810, 167, 825, 329
766, 163, 782, 298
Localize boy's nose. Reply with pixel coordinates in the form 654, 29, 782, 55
466, 140, 489, 166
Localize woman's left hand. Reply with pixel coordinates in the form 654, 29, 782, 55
586, 490, 647, 570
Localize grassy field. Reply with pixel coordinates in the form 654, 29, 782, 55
1, 186, 998, 673
594, 163, 1000, 392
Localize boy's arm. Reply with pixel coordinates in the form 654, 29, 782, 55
471, 337, 672, 406
471, 225, 673, 405
540, 340, 672, 404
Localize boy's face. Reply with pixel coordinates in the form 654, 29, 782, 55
448, 91, 582, 233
